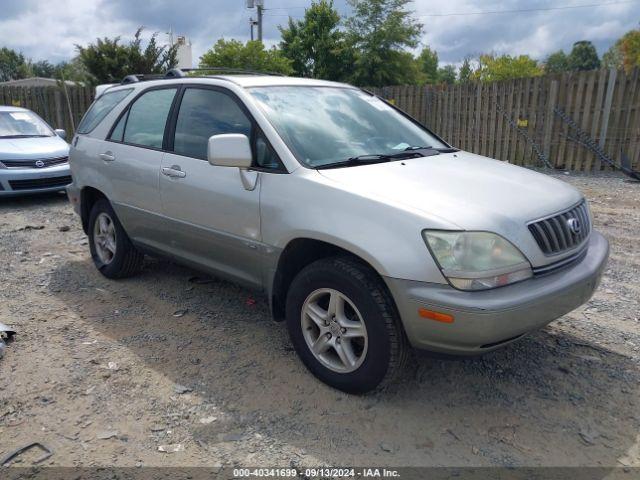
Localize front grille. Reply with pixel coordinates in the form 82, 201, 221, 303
2, 156, 69, 168
9, 175, 72, 191
528, 201, 591, 255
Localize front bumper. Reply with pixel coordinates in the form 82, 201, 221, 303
385, 231, 609, 355
0, 164, 72, 197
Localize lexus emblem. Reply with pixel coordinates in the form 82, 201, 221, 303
34, 160, 45, 168
567, 217, 581, 235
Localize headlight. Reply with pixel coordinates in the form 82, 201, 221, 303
0, 161, 6, 169
423, 231, 532, 291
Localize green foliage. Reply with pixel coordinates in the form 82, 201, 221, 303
0, 47, 31, 82
54, 58, 92, 84
345, 0, 423, 86
458, 57, 473, 83
200, 39, 292, 75
473, 54, 543, 82
568, 41, 600, 71
417, 46, 439, 84
437, 65, 457, 85
620, 29, 640, 72
544, 50, 569, 74
602, 42, 623, 69
77, 28, 178, 85
31, 60, 55, 78
279, 0, 352, 80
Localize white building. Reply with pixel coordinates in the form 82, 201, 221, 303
175, 36, 193, 70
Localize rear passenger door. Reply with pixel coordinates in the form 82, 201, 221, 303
159, 86, 263, 287
105, 87, 178, 247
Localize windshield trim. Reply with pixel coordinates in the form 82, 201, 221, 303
247, 85, 453, 170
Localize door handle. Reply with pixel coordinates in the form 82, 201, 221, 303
161, 166, 186, 178
99, 152, 115, 162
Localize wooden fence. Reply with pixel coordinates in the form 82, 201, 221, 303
371, 68, 640, 172
0, 85, 94, 139
1, 69, 638, 172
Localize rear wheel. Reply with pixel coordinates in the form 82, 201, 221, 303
88, 198, 143, 279
286, 257, 408, 393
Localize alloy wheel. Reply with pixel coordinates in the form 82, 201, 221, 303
93, 212, 117, 265
300, 288, 368, 373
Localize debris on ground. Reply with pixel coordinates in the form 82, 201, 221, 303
173, 384, 192, 395
0, 322, 16, 359
0, 442, 53, 466
158, 444, 184, 453
96, 431, 118, 440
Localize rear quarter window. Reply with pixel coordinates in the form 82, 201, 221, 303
77, 88, 133, 134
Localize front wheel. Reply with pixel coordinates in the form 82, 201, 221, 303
88, 198, 144, 279
286, 257, 408, 394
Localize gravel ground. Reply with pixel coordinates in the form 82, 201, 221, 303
0, 172, 639, 469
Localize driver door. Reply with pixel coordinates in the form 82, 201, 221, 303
159, 86, 263, 287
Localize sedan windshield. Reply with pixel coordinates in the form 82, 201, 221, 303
0, 111, 54, 138
249, 86, 448, 168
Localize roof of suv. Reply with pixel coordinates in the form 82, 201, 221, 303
105, 75, 353, 93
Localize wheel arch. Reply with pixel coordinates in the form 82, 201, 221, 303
80, 186, 108, 234
269, 237, 394, 322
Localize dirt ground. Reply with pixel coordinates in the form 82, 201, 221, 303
0, 172, 639, 469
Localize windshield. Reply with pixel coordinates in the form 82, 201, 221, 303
0, 110, 54, 138
249, 86, 448, 168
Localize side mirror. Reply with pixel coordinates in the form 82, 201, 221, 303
54, 129, 67, 140
207, 134, 252, 168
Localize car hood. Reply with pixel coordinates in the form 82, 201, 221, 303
317, 150, 583, 233
0, 136, 69, 160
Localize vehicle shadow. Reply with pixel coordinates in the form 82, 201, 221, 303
0, 191, 68, 210
48, 256, 640, 467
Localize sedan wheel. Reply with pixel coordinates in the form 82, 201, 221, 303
301, 288, 368, 373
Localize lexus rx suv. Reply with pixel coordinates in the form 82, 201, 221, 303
67, 73, 609, 393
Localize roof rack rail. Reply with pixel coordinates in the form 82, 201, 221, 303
120, 73, 166, 85
179, 67, 285, 77
120, 67, 285, 85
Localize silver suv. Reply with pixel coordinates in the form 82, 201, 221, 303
67, 73, 609, 393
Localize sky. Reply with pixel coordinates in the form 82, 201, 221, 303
0, 0, 638, 68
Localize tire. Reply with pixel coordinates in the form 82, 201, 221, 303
87, 198, 144, 279
285, 256, 409, 394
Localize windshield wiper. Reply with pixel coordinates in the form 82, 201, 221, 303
316, 155, 392, 169
316, 148, 446, 169
0, 134, 50, 139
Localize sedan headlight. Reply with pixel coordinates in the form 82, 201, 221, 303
423, 231, 532, 291
0, 161, 6, 169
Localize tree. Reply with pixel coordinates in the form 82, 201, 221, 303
619, 29, 640, 72
54, 58, 92, 84
473, 54, 543, 82
31, 60, 55, 78
77, 28, 178, 85
437, 65, 457, 84
0, 47, 31, 82
279, 0, 353, 80
345, 0, 423, 86
568, 41, 600, 71
602, 42, 623, 69
458, 57, 473, 83
200, 39, 292, 75
417, 46, 439, 84
544, 50, 569, 74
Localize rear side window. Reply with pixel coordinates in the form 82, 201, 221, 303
173, 88, 252, 160
77, 88, 132, 134
122, 88, 177, 149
